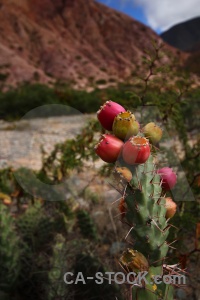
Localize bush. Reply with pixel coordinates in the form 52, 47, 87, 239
0, 83, 58, 120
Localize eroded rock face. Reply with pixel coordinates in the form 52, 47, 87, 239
0, 0, 176, 88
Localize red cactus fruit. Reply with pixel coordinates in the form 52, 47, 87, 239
165, 197, 177, 218
157, 167, 177, 190
97, 101, 126, 131
143, 122, 163, 144
112, 111, 139, 140
94, 134, 124, 163
122, 136, 150, 165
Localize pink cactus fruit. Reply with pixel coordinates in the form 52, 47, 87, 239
97, 101, 126, 131
157, 167, 177, 190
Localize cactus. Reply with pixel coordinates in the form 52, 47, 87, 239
95, 101, 180, 300
16, 202, 55, 251
47, 234, 69, 300
15, 202, 68, 300
76, 209, 98, 241
122, 155, 169, 264
0, 203, 21, 295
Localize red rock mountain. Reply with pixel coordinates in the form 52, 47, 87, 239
0, 0, 177, 88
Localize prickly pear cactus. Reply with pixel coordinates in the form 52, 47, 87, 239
95, 101, 180, 300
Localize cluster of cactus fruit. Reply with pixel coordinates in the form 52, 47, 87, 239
95, 101, 180, 300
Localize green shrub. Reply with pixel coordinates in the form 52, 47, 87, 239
0, 83, 58, 119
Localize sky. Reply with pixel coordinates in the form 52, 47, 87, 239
97, 0, 200, 34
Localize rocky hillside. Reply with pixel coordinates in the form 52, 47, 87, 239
0, 0, 177, 88
161, 17, 200, 52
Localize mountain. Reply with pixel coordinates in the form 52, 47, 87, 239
161, 17, 200, 52
0, 0, 177, 88
160, 17, 200, 76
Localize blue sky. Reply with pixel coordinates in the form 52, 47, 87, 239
97, 0, 150, 31
97, 0, 200, 34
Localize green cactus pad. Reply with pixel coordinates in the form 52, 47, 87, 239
123, 155, 169, 264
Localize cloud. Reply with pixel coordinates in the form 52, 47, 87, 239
123, 0, 200, 31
